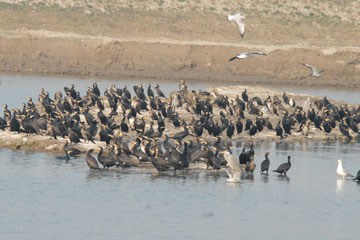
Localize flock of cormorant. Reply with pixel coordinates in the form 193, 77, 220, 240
1, 79, 359, 182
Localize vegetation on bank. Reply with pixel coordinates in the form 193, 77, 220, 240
0, 0, 359, 45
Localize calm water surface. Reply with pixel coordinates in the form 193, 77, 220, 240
0, 74, 360, 240
0, 142, 359, 240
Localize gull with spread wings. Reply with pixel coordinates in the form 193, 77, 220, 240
229, 52, 267, 61
228, 13, 246, 38
302, 63, 326, 78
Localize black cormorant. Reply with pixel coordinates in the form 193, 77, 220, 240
86, 149, 100, 171
260, 152, 271, 174
273, 156, 291, 175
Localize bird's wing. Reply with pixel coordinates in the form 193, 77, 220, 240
345, 170, 354, 177
228, 13, 245, 21
249, 51, 266, 56
234, 18, 245, 38
302, 63, 317, 73
224, 151, 240, 170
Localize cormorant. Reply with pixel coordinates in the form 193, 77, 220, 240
353, 170, 360, 181
63, 141, 82, 161
260, 152, 271, 174
154, 84, 166, 98
97, 146, 116, 169
226, 120, 235, 139
242, 89, 248, 102
236, 118, 243, 134
273, 156, 291, 175
86, 149, 100, 171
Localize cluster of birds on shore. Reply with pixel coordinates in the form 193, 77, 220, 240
227, 13, 326, 79
0, 78, 359, 182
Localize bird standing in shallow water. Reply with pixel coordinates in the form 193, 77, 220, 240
260, 152, 271, 174
353, 170, 360, 181
86, 149, 99, 171
273, 156, 291, 175
336, 160, 353, 179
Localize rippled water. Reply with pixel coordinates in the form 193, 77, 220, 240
0, 74, 360, 240
1, 141, 359, 240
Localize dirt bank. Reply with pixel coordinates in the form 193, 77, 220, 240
0, 29, 360, 88
0, 1, 360, 88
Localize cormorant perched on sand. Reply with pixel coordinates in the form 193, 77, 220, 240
242, 89, 248, 102
154, 84, 166, 98
97, 146, 116, 169
226, 120, 235, 139
339, 119, 350, 138
249, 124, 257, 137
273, 156, 291, 175
235, 118, 243, 134
276, 120, 283, 138
323, 118, 332, 133
260, 152, 271, 174
92, 82, 100, 96
63, 141, 81, 161
147, 84, 154, 98
86, 149, 100, 171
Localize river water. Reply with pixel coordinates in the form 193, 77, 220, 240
0, 74, 360, 240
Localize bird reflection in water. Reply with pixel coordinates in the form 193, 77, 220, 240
277, 175, 290, 182
86, 169, 122, 181
336, 178, 344, 193
261, 174, 269, 183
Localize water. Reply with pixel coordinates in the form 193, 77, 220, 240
1, 74, 360, 239
0, 141, 359, 240
1, 74, 360, 109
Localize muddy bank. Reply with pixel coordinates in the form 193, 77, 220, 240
0, 30, 360, 88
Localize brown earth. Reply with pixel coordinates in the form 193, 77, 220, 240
0, 1, 360, 88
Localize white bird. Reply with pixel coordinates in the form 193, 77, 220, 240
229, 52, 267, 61
223, 149, 242, 183
228, 13, 246, 38
336, 160, 354, 179
223, 149, 241, 171
302, 63, 326, 78
226, 169, 242, 183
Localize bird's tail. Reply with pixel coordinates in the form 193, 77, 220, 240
229, 57, 237, 62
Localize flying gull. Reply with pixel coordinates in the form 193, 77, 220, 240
229, 52, 267, 61
228, 13, 246, 38
302, 63, 326, 78
336, 159, 353, 179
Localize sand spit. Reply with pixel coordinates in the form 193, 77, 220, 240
0, 84, 357, 161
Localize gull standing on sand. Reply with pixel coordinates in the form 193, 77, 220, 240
302, 63, 326, 78
336, 160, 353, 179
229, 52, 267, 61
228, 13, 246, 38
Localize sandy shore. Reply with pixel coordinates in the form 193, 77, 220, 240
0, 29, 360, 88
